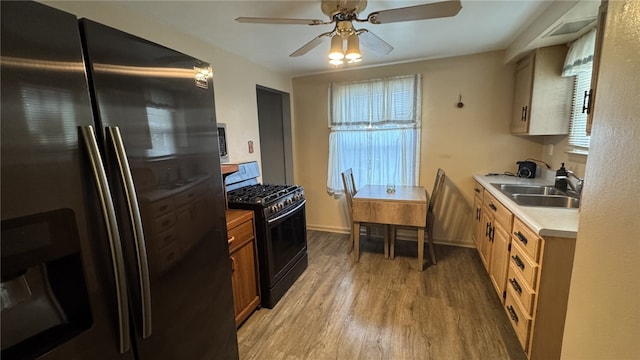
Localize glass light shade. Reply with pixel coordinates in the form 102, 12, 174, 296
328, 35, 344, 60
345, 34, 361, 60
329, 59, 344, 65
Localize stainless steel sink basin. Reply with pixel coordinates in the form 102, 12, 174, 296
492, 183, 565, 195
490, 183, 579, 209
511, 194, 580, 209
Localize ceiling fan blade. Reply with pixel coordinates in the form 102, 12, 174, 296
358, 30, 394, 57
367, 0, 462, 24
290, 32, 332, 57
235, 17, 326, 25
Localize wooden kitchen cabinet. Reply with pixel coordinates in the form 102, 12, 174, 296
511, 45, 574, 135
472, 181, 484, 250
473, 181, 577, 360
226, 209, 260, 327
482, 191, 513, 301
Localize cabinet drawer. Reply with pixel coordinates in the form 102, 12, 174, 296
507, 263, 537, 315
473, 181, 484, 199
483, 192, 513, 230
505, 287, 532, 350
510, 241, 539, 290
228, 218, 254, 253
149, 197, 174, 218
512, 217, 542, 262
152, 212, 176, 234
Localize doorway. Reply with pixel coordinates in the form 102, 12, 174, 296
256, 86, 293, 184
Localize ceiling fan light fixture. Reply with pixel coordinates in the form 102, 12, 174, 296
329, 59, 344, 66
345, 34, 361, 60
328, 34, 345, 60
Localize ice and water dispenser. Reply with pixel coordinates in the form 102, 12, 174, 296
1, 209, 92, 359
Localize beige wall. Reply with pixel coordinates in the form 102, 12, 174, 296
292, 51, 545, 246
41, 0, 292, 170
561, 0, 640, 358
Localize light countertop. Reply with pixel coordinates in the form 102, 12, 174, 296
474, 174, 579, 239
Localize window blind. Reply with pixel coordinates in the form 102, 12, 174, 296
568, 71, 592, 149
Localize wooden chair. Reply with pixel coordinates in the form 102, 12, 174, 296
341, 168, 388, 256
388, 168, 445, 267
426, 168, 446, 265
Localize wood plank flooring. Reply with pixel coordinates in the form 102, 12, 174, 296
237, 230, 526, 360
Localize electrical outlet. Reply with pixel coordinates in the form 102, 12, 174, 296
547, 144, 554, 156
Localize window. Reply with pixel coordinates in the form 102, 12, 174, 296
563, 29, 596, 152
568, 71, 592, 150
326, 75, 421, 193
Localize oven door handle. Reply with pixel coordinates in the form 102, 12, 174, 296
267, 200, 306, 225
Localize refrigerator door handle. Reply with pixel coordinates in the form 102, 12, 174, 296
107, 126, 152, 339
79, 125, 131, 354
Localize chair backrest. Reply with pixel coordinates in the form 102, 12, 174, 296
429, 168, 446, 213
341, 168, 356, 212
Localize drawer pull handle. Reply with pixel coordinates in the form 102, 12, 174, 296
159, 205, 168, 212
476, 208, 480, 221
514, 231, 528, 245
227, 236, 236, 245
507, 305, 519, 324
509, 278, 522, 294
474, 188, 481, 194
489, 202, 497, 211
512, 255, 525, 270
485, 222, 491, 237
230, 256, 236, 272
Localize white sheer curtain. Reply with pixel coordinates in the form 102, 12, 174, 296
327, 75, 421, 194
563, 29, 596, 148
562, 28, 596, 77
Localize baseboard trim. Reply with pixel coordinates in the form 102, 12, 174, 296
306, 224, 475, 248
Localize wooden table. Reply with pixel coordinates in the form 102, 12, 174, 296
352, 185, 428, 271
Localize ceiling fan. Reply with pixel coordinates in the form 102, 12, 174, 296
236, 0, 462, 63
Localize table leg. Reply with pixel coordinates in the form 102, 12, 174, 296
384, 225, 389, 259
390, 225, 396, 259
417, 227, 425, 271
354, 222, 361, 263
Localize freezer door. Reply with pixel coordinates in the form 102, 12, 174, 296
80, 20, 239, 359
1, 2, 134, 360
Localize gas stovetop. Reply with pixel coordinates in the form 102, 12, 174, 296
227, 184, 301, 205
225, 162, 306, 219
227, 183, 305, 219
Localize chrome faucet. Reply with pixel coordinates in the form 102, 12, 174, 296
564, 169, 584, 196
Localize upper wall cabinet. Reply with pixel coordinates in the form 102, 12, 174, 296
511, 45, 574, 135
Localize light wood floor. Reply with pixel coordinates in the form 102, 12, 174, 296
237, 230, 526, 360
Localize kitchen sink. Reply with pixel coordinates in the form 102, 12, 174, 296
492, 183, 565, 195
511, 194, 580, 209
491, 183, 579, 209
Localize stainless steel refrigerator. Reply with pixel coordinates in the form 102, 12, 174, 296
1, 2, 239, 359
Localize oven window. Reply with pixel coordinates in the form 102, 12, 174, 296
269, 206, 306, 279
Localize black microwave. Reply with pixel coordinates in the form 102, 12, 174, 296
217, 123, 229, 163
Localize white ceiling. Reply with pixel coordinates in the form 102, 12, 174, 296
108, 1, 597, 77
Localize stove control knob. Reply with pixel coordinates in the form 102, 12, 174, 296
279, 203, 284, 210
270, 205, 278, 213
285, 198, 292, 205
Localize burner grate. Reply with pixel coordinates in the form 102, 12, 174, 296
228, 184, 299, 205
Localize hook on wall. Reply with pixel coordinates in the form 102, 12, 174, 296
457, 93, 464, 108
